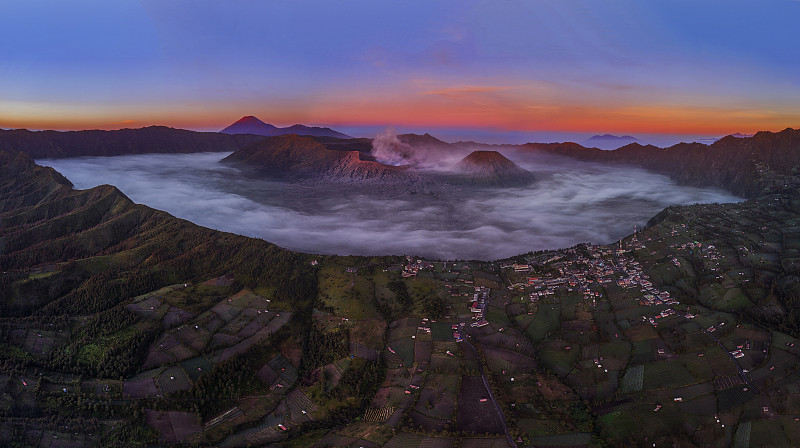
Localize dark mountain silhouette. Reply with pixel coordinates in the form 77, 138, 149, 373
0, 126, 264, 159
223, 134, 418, 183
397, 133, 451, 149
398, 132, 466, 159
453, 150, 534, 187
221, 115, 351, 139
583, 134, 640, 150
516, 128, 800, 197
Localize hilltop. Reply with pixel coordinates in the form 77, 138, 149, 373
221, 115, 352, 139
453, 150, 534, 187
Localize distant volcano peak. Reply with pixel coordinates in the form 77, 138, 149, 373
236, 115, 270, 124
583, 134, 641, 150
221, 116, 351, 139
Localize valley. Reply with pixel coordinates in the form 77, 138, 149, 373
36, 132, 738, 260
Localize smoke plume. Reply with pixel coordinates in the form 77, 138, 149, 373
371, 128, 416, 166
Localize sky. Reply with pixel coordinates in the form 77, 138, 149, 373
1, 0, 799, 143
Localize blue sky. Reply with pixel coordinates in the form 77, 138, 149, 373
1, 0, 798, 143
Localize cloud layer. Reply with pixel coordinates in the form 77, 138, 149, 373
39, 152, 741, 260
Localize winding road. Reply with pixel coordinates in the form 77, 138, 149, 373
461, 288, 518, 448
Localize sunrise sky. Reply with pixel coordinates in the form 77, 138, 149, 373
1, 0, 799, 144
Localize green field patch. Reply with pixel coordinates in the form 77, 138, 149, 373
485, 305, 510, 326
157, 365, 192, 395
643, 359, 697, 389
389, 337, 415, 366
430, 353, 461, 374
525, 304, 561, 341
129, 366, 162, 381
677, 393, 717, 416
252, 285, 275, 299
752, 349, 800, 389
512, 312, 536, 331
558, 295, 582, 321
597, 407, 639, 442
625, 323, 659, 342
749, 418, 791, 447
329, 422, 395, 446
180, 356, 212, 381
613, 304, 654, 323
318, 264, 379, 320
599, 341, 631, 363
407, 276, 439, 298
540, 347, 579, 378
324, 357, 351, 391
529, 432, 592, 447
670, 381, 714, 401
267, 354, 297, 385
630, 339, 656, 364
284, 428, 328, 448
430, 322, 453, 341
717, 387, 758, 412
75, 252, 134, 274
771, 331, 800, 349
733, 421, 751, 448
26, 270, 58, 281
624, 402, 687, 440
620, 365, 644, 393
383, 431, 424, 448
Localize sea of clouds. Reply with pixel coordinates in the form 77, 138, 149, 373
38, 151, 741, 260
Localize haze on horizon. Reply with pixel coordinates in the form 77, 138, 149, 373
1, 0, 799, 144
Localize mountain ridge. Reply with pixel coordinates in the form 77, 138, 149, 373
0, 126, 265, 159
517, 127, 800, 197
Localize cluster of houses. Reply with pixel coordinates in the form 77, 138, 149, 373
400, 257, 435, 278
611, 255, 691, 328
417, 318, 432, 335
670, 241, 722, 267
469, 286, 489, 328
519, 246, 622, 302
506, 242, 695, 333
